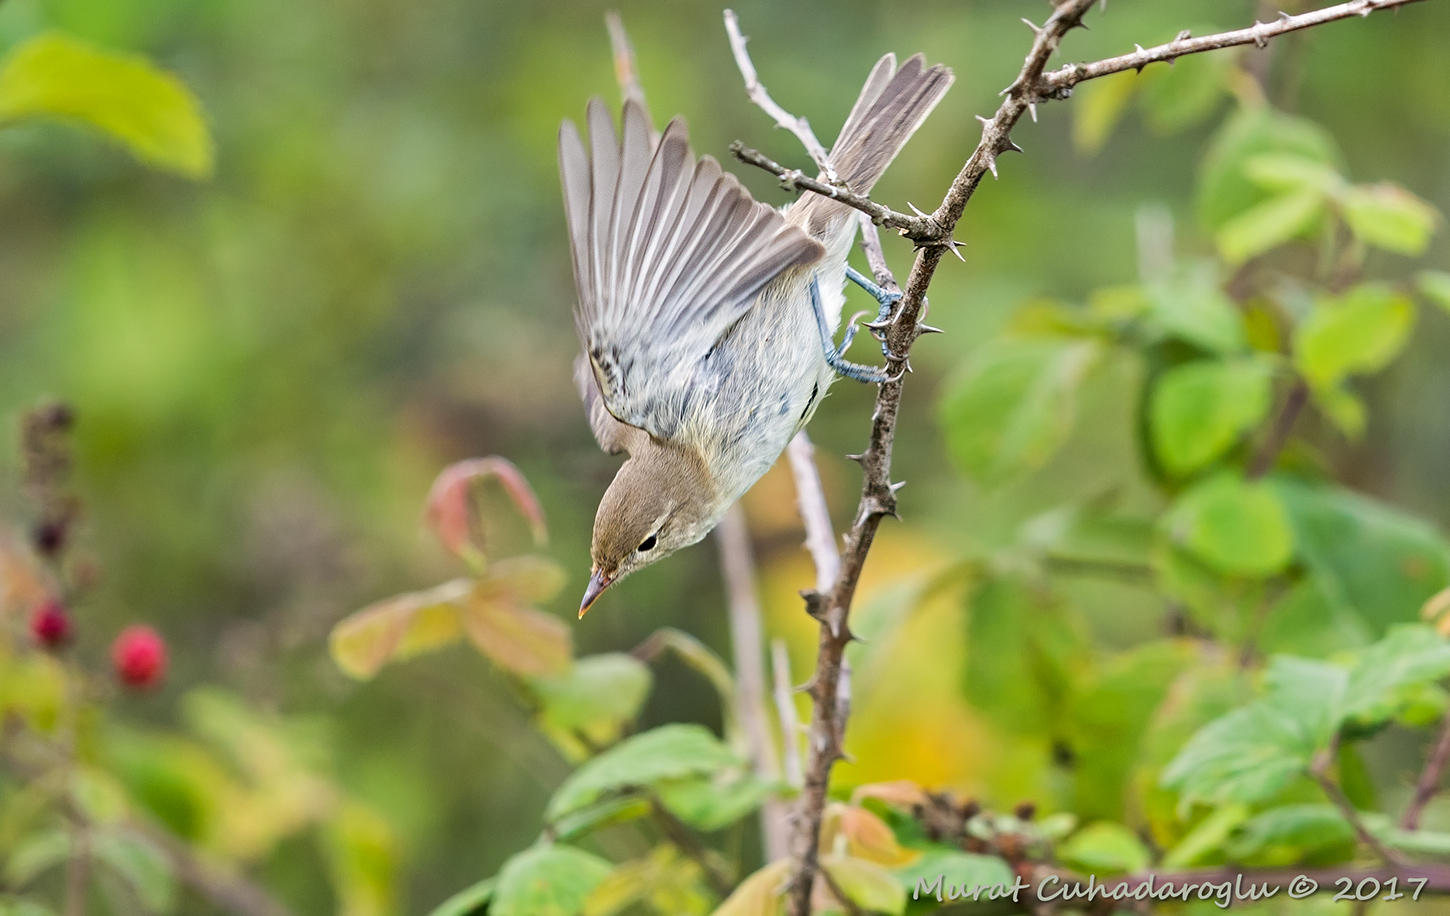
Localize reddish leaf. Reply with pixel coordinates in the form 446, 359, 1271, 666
329, 579, 470, 679
425, 458, 547, 560
850, 780, 927, 811
838, 806, 916, 866
463, 567, 572, 679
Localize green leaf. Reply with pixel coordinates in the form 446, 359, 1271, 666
1293, 284, 1414, 390
1145, 267, 1246, 355
963, 575, 1085, 736
1161, 803, 1251, 868
1342, 625, 1450, 727
1257, 577, 1372, 659
425, 878, 495, 916
5, 827, 69, 886
322, 800, 399, 916
939, 338, 1099, 485
1163, 655, 1346, 809
1073, 71, 1137, 153
1272, 479, 1450, 634
1224, 804, 1354, 866
92, 830, 177, 914
1341, 183, 1438, 255
0, 32, 212, 177
1149, 357, 1273, 476
551, 797, 653, 843
493, 845, 613, 916
1058, 822, 1151, 875
1162, 473, 1293, 577
545, 724, 740, 822
1313, 384, 1367, 440
1066, 641, 1198, 821
1419, 270, 1450, 315
533, 653, 652, 753
1160, 702, 1314, 807
1138, 51, 1231, 135
1216, 188, 1325, 265
1242, 153, 1344, 194
656, 773, 775, 832
1198, 106, 1340, 232
1263, 656, 1347, 746
819, 856, 905, 915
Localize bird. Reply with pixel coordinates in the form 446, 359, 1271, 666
559, 52, 953, 616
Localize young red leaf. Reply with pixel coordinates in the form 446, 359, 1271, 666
424, 457, 547, 560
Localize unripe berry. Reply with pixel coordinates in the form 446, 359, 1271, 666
112, 625, 167, 689
30, 599, 72, 648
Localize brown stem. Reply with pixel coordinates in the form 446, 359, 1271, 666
1403, 713, 1450, 830
1313, 745, 1407, 867
648, 797, 734, 897
1249, 379, 1309, 478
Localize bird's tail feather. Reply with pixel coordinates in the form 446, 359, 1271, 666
791, 53, 953, 237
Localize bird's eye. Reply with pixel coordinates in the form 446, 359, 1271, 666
638, 534, 658, 552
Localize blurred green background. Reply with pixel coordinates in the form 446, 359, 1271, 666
1, 0, 1448, 911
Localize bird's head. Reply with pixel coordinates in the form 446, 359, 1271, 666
580, 443, 717, 617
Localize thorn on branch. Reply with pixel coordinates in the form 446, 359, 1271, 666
1022, 17, 1042, 35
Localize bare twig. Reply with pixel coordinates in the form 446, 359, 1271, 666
1040, 0, 1429, 94
723, 10, 838, 183
648, 796, 735, 897
771, 639, 804, 789
1403, 713, 1450, 830
604, 11, 659, 147
715, 505, 788, 861
1313, 745, 1408, 867
786, 432, 840, 592
729, 143, 940, 242
1249, 379, 1309, 478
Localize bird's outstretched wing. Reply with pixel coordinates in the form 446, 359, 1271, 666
559, 98, 824, 447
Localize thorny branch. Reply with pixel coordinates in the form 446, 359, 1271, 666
723, 2, 1436, 914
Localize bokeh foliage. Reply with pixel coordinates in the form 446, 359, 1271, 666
3, 0, 1450, 914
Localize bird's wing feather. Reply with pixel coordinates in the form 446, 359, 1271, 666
560, 98, 824, 446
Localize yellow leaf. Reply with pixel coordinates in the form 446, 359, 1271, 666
328, 579, 470, 679
708, 860, 789, 916
0, 32, 213, 177
476, 555, 568, 604
463, 587, 572, 678
839, 806, 918, 866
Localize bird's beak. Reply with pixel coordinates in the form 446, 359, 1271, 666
579, 568, 614, 618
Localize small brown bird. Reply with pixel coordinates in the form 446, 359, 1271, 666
560, 52, 952, 616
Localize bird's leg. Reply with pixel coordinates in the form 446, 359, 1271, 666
811, 274, 892, 384
847, 266, 902, 357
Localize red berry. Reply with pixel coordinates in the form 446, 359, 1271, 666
30, 599, 72, 648
112, 625, 167, 689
